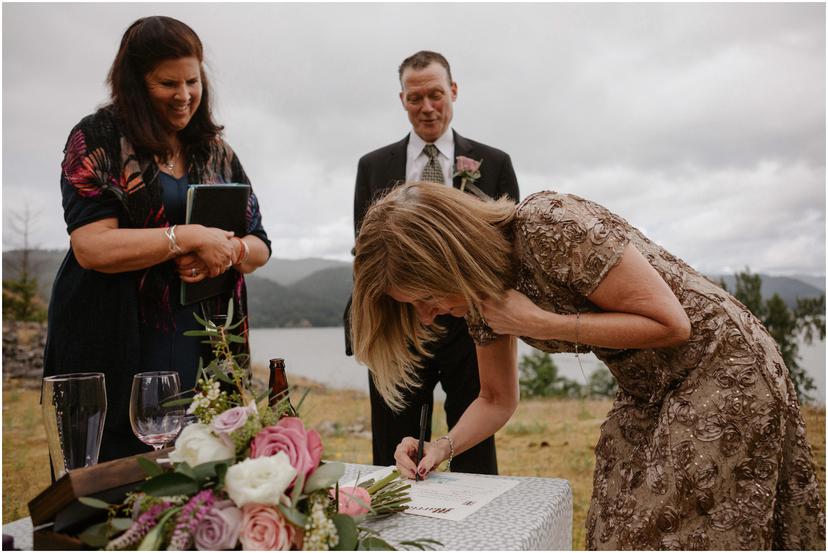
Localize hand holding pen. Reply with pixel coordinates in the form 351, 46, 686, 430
393, 404, 441, 480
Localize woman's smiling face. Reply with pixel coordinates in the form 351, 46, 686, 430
145, 56, 202, 133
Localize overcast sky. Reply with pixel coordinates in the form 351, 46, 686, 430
2, 2, 825, 275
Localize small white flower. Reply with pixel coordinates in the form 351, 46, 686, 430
168, 423, 235, 466
224, 453, 297, 507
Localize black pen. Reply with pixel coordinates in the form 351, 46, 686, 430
415, 404, 428, 482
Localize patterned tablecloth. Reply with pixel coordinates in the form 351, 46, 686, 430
343, 464, 572, 550
2, 463, 572, 551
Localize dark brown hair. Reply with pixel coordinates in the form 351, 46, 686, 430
398, 50, 453, 86
107, 16, 222, 157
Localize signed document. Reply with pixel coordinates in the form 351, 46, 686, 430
345, 466, 520, 521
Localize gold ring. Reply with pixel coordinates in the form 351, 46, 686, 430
191, 268, 197, 277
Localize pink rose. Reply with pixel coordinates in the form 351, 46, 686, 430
239, 503, 295, 551
331, 486, 371, 516
211, 406, 251, 445
455, 155, 481, 174
194, 499, 243, 550
250, 417, 323, 484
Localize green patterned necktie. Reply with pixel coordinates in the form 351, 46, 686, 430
421, 144, 445, 184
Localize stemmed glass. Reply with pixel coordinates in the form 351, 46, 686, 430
129, 371, 183, 451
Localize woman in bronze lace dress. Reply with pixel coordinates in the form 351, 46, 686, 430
350, 181, 824, 550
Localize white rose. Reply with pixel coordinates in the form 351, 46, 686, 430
168, 423, 235, 466
224, 452, 297, 507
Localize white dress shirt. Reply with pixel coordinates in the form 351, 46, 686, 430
405, 128, 455, 185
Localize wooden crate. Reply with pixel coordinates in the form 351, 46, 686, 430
28, 448, 171, 548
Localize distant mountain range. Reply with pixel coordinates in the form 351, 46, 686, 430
3, 249, 824, 328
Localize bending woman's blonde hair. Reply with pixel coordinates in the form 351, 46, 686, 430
351, 182, 515, 410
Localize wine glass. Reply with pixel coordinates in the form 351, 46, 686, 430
129, 371, 183, 451
41, 372, 107, 478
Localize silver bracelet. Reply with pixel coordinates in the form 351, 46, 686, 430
574, 310, 579, 356
164, 225, 183, 256
437, 435, 455, 471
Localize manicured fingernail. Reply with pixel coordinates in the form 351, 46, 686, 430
418, 467, 426, 475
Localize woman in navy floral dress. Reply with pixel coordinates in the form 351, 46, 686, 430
45, 16, 271, 461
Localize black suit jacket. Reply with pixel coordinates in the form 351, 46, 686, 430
352, 130, 519, 235
345, 130, 520, 354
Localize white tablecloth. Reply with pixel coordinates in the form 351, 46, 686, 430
3, 463, 572, 551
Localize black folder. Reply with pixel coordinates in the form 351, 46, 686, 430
180, 184, 251, 305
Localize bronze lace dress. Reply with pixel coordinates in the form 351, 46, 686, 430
466, 192, 825, 550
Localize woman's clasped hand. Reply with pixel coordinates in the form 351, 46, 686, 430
173, 226, 240, 283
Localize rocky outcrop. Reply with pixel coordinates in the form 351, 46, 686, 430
2, 320, 46, 388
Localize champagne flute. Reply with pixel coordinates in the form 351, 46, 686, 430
129, 371, 183, 451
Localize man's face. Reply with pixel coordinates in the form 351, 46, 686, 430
399, 62, 457, 143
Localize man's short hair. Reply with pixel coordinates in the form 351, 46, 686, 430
398, 50, 453, 85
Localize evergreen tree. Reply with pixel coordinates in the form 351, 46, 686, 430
518, 350, 582, 398
3, 204, 47, 322
725, 269, 824, 403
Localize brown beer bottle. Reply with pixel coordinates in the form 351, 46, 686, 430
268, 358, 296, 415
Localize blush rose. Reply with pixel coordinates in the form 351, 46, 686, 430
250, 417, 323, 484
239, 503, 295, 551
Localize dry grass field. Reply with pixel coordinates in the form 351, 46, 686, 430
3, 374, 825, 550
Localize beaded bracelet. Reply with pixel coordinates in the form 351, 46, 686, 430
437, 435, 455, 471
164, 225, 183, 256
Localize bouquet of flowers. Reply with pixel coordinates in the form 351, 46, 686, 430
78, 303, 435, 551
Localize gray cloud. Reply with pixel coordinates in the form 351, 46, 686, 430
2, 2, 824, 275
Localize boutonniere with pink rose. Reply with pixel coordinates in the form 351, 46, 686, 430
77, 301, 436, 551
453, 156, 483, 192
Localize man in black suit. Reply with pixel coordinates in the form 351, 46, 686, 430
346, 51, 519, 474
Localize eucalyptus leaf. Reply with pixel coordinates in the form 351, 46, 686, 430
277, 503, 308, 528
78, 522, 110, 548
110, 518, 134, 532
136, 456, 164, 477
161, 397, 192, 408
207, 364, 234, 384
182, 330, 214, 337
192, 459, 231, 481
175, 462, 197, 481
139, 472, 199, 497
192, 310, 210, 327
332, 514, 358, 550
398, 541, 428, 551
225, 298, 234, 326
225, 318, 245, 330
290, 471, 306, 506
226, 334, 247, 344
294, 386, 311, 414
77, 496, 110, 510
304, 461, 345, 493
216, 463, 228, 487
358, 535, 394, 550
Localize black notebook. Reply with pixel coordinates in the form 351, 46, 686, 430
180, 184, 251, 305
